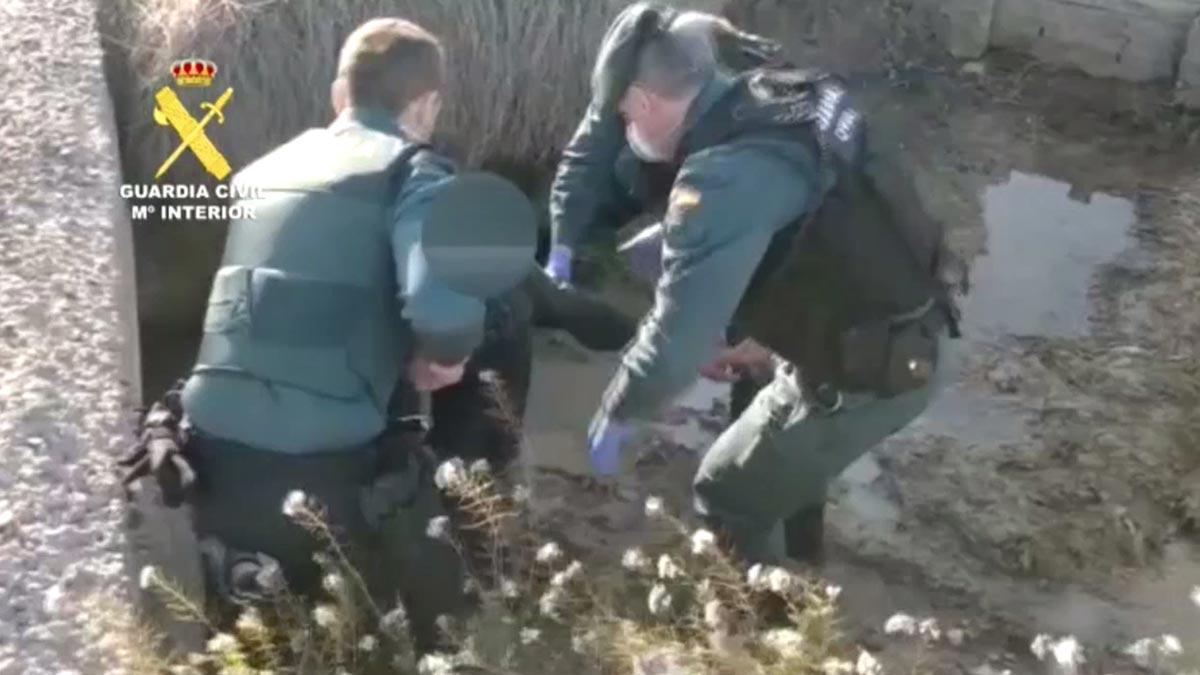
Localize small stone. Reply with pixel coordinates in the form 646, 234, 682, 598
961, 61, 987, 76
987, 361, 1021, 394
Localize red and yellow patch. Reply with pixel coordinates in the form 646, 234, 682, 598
667, 184, 702, 220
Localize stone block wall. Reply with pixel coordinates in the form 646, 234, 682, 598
920, 0, 1200, 104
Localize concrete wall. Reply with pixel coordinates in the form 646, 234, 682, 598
926, 0, 1200, 103
0, 0, 144, 672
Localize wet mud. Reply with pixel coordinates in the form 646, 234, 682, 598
523, 55, 1200, 673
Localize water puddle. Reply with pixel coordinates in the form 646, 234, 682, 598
1022, 540, 1200, 648
962, 172, 1135, 339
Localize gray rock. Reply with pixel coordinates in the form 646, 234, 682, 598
935, 0, 998, 59
991, 0, 1198, 82
1178, 15, 1200, 106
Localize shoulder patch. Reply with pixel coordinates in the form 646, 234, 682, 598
667, 184, 701, 221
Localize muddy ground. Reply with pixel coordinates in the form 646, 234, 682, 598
518, 54, 1200, 674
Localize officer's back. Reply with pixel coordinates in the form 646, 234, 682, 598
183, 19, 483, 454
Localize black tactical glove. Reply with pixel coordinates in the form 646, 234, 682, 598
118, 398, 196, 508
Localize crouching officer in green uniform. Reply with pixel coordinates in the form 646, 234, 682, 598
550, 4, 961, 564
119, 18, 536, 648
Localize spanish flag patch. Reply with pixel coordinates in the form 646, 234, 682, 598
667, 184, 701, 223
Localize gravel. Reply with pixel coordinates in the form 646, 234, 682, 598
0, 0, 141, 672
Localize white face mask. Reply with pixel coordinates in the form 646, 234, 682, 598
626, 122, 672, 163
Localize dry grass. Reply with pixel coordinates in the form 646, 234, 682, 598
131, 459, 871, 674
100, 0, 725, 187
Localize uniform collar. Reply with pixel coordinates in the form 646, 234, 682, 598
330, 106, 405, 138
681, 72, 737, 138
675, 72, 738, 158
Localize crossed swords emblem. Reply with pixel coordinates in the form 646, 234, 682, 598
152, 86, 234, 180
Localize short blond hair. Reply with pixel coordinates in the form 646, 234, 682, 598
336, 18, 444, 114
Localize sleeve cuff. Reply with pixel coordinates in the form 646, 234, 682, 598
412, 324, 483, 365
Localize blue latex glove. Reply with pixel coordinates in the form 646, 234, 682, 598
544, 244, 573, 286
587, 416, 632, 476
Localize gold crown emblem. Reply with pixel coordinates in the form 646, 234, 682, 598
170, 59, 217, 87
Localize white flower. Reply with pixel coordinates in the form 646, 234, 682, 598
499, 577, 520, 599
644, 496, 665, 519
535, 541, 564, 565
426, 515, 451, 541
690, 528, 718, 556
235, 608, 265, 636
656, 554, 683, 580
434, 459, 467, 491
765, 567, 793, 595
825, 584, 843, 601
571, 629, 599, 655
747, 563, 765, 588
761, 629, 805, 657
206, 632, 238, 654
622, 547, 651, 573
539, 587, 566, 619
918, 617, 942, 641
520, 627, 542, 645
633, 649, 689, 675
281, 490, 307, 518
1191, 585, 1200, 609
1030, 634, 1084, 674
357, 634, 378, 653
855, 649, 882, 675
703, 600, 729, 630
822, 658, 855, 674
380, 603, 408, 633
417, 653, 457, 675
312, 604, 340, 630
884, 613, 918, 636
321, 573, 345, 595
552, 560, 584, 587
137, 565, 160, 591
512, 484, 532, 505
469, 458, 491, 477
647, 583, 673, 616
1123, 635, 1183, 669
564, 560, 584, 582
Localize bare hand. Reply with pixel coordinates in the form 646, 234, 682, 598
408, 356, 467, 392
698, 338, 775, 382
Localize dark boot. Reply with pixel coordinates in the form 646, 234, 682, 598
522, 269, 638, 352
783, 504, 826, 566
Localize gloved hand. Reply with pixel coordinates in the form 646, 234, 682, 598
544, 244, 573, 286
587, 415, 632, 476
118, 418, 196, 508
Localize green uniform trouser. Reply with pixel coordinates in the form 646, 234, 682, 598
189, 430, 464, 650
694, 337, 953, 563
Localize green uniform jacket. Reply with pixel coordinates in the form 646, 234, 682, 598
184, 108, 485, 454
550, 76, 822, 425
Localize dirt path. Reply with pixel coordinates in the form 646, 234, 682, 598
521, 55, 1200, 674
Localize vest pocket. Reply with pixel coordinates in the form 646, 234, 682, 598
248, 269, 369, 348
203, 266, 251, 334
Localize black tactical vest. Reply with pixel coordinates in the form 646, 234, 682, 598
642, 69, 960, 397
